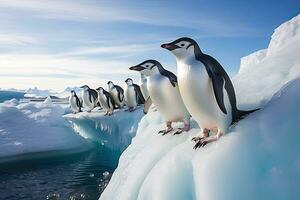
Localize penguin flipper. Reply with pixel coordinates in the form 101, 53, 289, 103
210, 72, 227, 114
133, 84, 145, 104
75, 96, 81, 108
143, 97, 152, 114
115, 85, 124, 102
89, 89, 98, 103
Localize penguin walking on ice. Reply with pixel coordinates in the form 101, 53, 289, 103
161, 37, 259, 148
107, 81, 124, 108
80, 85, 98, 112
69, 90, 82, 114
96, 87, 116, 116
124, 78, 145, 112
130, 60, 190, 135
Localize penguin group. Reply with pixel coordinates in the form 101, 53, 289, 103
69, 37, 259, 149
69, 79, 146, 116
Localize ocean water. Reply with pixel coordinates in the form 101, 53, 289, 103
0, 145, 120, 200
0, 91, 24, 103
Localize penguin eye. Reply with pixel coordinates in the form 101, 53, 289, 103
180, 43, 185, 47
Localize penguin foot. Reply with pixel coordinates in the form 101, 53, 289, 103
192, 136, 204, 142
193, 135, 221, 149
173, 129, 183, 135
158, 128, 173, 135
174, 124, 190, 135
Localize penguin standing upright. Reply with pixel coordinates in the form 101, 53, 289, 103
69, 90, 82, 114
96, 87, 115, 116
130, 60, 190, 135
107, 81, 124, 108
161, 37, 259, 148
80, 85, 98, 112
124, 78, 145, 112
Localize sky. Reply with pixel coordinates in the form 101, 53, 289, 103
0, 0, 299, 91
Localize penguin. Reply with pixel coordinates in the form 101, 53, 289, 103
96, 87, 115, 116
129, 60, 190, 135
107, 81, 124, 108
69, 90, 82, 114
161, 37, 259, 148
124, 78, 145, 112
80, 85, 98, 112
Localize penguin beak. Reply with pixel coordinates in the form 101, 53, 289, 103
161, 42, 178, 51
129, 65, 144, 71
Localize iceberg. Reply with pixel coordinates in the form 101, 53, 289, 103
100, 14, 300, 200
0, 99, 90, 163
64, 107, 144, 152
233, 14, 300, 108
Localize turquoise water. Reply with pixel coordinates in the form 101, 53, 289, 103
0, 145, 120, 200
0, 91, 24, 103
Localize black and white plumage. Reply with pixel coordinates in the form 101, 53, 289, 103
69, 90, 82, 114
161, 37, 259, 148
80, 85, 98, 112
107, 81, 124, 108
129, 60, 190, 135
96, 87, 116, 115
124, 78, 145, 112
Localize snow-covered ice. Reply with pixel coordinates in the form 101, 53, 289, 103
233, 14, 300, 108
24, 86, 82, 99
100, 14, 300, 200
64, 107, 144, 152
0, 99, 90, 161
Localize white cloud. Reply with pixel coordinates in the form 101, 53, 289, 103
0, 52, 140, 91
0, 0, 258, 37
58, 43, 158, 57
0, 33, 39, 45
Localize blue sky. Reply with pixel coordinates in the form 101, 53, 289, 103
0, 0, 299, 91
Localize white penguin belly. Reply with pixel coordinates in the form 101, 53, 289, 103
140, 82, 149, 99
124, 86, 137, 108
82, 91, 94, 110
110, 88, 122, 106
70, 97, 80, 112
148, 75, 189, 122
178, 62, 232, 131
98, 95, 110, 111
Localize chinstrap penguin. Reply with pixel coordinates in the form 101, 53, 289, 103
124, 78, 145, 112
130, 60, 190, 135
69, 90, 82, 114
161, 37, 259, 148
107, 81, 124, 108
96, 87, 115, 116
80, 85, 98, 112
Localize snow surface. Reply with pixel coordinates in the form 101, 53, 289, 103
100, 14, 300, 200
64, 107, 144, 152
100, 77, 300, 200
233, 14, 300, 109
0, 99, 90, 160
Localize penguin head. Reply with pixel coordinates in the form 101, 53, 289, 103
107, 81, 115, 90
161, 37, 201, 60
80, 85, 90, 91
129, 60, 161, 77
125, 78, 133, 86
96, 87, 104, 94
70, 90, 76, 96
